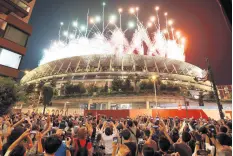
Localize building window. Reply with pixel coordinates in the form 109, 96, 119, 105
11, 0, 30, 12
0, 19, 7, 37
4, 25, 29, 47
0, 48, 22, 69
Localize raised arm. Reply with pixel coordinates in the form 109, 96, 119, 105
12, 117, 24, 128
42, 115, 52, 137
159, 119, 174, 144
4, 129, 30, 156
36, 132, 43, 153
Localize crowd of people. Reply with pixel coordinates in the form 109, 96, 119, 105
0, 110, 231, 156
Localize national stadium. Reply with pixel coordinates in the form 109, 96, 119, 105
20, 6, 230, 119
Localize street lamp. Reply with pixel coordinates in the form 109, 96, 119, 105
152, 75, 158, 110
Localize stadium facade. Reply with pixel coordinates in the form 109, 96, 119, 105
21, 54, 211, 94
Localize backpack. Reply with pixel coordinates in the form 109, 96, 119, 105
76, 139, 89, 156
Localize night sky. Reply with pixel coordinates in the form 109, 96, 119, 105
20, 0, 232, 85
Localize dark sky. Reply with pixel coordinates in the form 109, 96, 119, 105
20, 0, 232, 85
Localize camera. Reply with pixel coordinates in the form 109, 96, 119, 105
152, 125, 159, 129
197, 149, 210, 156
113, 137, 118, 143
138, 138, 144, 153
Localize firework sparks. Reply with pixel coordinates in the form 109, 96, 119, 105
40, 5, 186, 65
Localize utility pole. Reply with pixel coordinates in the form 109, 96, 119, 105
206, 58, 225, 119
184, 96, 188, 118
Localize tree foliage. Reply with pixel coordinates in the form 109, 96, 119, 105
50, 78, 57, 88
42, 85, 53, 106
87, 84, 98, 94
112, 77, 124, 91
64, 82, 86, 95
0, 77, 17, 116
139, 80, 154, 91
25, 83, 35, 94
122, 78, 133, 92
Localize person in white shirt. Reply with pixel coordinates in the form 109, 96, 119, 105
99, 121, 118, 156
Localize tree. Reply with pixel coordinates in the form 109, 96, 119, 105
128, 74, 140, 92
208, 91, 215, 99
37, 81, 45, 91
77, 83, 86, 94
122, 78, 133, 92
64, 82, 86, 95
50, 78, 57, 88
42, 85, 53, 114
0, 77, 17, 116
101, 82, 109, 93
87, 84, 98, 94
112, 77, 124, 92
139, 81, 148, 90
25, 83, 35, 94
198, 92, 204, 106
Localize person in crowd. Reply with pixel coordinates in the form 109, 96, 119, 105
44, 135, 71, 156
143, 129, 158, 152
72, 127, 93, 156
99, 121, 118, 156
126, 119, 140, 143
141, 146, 155, 156
0, 108, 232, 156
173, 132, 192, 156
219, 125, 228, 133
120, 129, 137, 156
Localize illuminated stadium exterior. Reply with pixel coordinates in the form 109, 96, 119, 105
21, 54, 211, 92
20, 6, 214, 109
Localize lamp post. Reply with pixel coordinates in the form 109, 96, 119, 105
206, 58, 225, 119
152, 75, 158, 110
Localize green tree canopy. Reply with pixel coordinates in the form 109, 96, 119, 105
0, 77, 17, 116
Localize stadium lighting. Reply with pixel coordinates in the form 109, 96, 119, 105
147, 22, 152, 28
72, 21, 78, 27
80, 25, 86, 31
95, 16, 101, 22
152, 75, 157, 80
89, 18, 95, 24
63, 31, 68, 37
109, 15, 117, 24
176, 31, 181, 38
129, 8, 135, 14
24, 70, 30, 74
150, 16, 155, 22
128, 21, 135, 28
69, 34, 75, 39
163, 29, 168, 33
118, 8, 123, 13
168, 20, 173, 26
181, 37, 186, 44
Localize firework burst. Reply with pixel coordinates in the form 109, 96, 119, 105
40, 4, 186, 65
